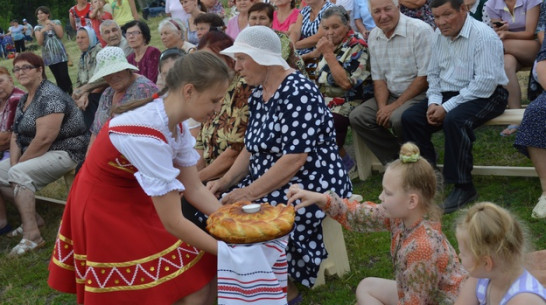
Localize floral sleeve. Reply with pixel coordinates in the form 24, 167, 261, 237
325, 191, 390, 233
396, 227, 464, 305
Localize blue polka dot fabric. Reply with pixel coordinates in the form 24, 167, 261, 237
238, 72, 352, 287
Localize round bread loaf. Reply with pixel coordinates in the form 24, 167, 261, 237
207, 201, 295, 244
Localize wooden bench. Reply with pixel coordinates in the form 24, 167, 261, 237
353, 109, 537, 181
35, 169, 75, 205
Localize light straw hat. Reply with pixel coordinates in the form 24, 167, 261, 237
220, 26, 290, 70
89, 47, 139, 83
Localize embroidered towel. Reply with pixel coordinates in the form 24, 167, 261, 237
217, 236, 289, 305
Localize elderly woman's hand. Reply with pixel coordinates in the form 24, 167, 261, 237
75, 93, 89, 110
286, 184, 327, 210
220, 187, 256, 205
206, 179, 228, 198
316, 36, 335, 56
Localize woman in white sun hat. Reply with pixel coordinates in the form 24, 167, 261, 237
86, 46, 158, 151
208, 25, 352, 304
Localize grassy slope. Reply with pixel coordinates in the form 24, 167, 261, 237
0, 17, 544, 305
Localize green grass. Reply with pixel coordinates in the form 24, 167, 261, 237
0, 17, 544, 305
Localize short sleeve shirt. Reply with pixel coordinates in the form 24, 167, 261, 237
485, 0, 542, 32
13, 81, 87, 163
369, 14, 434, 97
9, 25, 25, 41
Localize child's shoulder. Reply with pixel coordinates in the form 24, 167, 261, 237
408, 220, 452, 251
507, 293, 546, 305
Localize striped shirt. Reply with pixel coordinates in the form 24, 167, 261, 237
476, 269, 546, 304
298, 1, 335, 55
426, 15, 508, 112
369, 13, 434, 97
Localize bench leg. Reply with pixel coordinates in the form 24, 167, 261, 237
313, 216, 351, 287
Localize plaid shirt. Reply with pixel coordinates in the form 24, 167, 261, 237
368, 14, 434, 97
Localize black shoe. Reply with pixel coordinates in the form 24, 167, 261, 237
143, 8, 149, 20
443, 186, 477, 214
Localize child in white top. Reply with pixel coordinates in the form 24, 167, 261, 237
455, 202, 546, 305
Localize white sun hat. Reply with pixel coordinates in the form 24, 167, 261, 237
220, 26, 290, 70
89, 46, 139, 83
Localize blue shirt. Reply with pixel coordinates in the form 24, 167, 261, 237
353, 0, 376, 31
426, 15, 508, 112
9, 25, 25, 41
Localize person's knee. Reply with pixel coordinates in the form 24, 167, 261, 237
401, 107, 419, 127
7, 165, 35, 192
350, 105, 378, 130
356, 277, 378, 301
504, 54, 518, 72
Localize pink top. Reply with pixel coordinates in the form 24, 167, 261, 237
0, 87, 24, 132
226, 15, 246, 40
127, 46, 161, 84
272, 9, 300, 33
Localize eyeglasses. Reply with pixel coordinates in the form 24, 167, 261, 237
160, 48, 185, 61
126, 30, 142, 37
12, 65, 36, 73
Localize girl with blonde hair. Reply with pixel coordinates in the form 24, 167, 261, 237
288, 142, 467, 305
455, 202, 546, 305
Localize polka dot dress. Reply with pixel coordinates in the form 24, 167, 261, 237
237, 72, 353, 287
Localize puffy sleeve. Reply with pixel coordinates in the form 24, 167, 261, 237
172, 121, 201, 167
325, 191, 391, 233
110, 132, 185, 196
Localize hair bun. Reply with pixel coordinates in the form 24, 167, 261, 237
399, 142, 421, 163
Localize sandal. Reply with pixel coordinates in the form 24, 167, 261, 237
532, 195, 546, 219
6, 225, 23, 238
8, 238, 46, 257
0, 224, 13, 235
500, 124, 519, 137
288, 293, 303, 305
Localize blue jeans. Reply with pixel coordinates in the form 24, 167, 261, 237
143, 6, 165, 17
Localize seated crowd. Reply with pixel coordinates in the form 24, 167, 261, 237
1, 0, 545, 304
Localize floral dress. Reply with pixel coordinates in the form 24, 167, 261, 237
316, 30, 372, 118
195, 74, 251, 165
236, 72, 353, 287
325, 192, 467, 304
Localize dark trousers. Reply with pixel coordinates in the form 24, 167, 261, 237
332, 113, 350, 150
83, 92, 101, 130
181, 190, 208, 232
48, 61, 73, 95
401, 86, 508, 184
14, 39, 25, 53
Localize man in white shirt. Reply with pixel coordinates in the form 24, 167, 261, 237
350, 0, 433, 165
401, 0, 508, 213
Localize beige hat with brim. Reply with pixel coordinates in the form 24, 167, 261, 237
89, 46, 139, 83
220, 26, 290, 70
